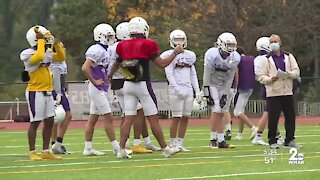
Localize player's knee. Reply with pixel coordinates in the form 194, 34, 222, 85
233, 109, 243, 117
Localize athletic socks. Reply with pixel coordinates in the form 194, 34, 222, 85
177, 138, 184, 147
217, 133, 225, 143
85, 141, 93, 150
210, 132, 217, 140
111, 140, 120, 150
170, 138, 176, 147
133, 139, 141, 146
225, 123, 232, 132
144, 136, 151, 145
57, 137, 63, 143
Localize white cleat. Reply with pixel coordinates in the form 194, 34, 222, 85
249, 127, 258, 140
163, 146, 181, 158
83, 149, 105, 156
178, 146, 191, 152
252, 137, 268, 145
277, 135, 285, 145
51, 143, 63, 154
125, 149, 133, 155
117, 149, 132, 159
145, 143, 161, 151
235, 135, 243, 140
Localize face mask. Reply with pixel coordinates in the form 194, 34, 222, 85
270, 42, 280, 51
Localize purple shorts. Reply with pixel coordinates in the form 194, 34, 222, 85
53, 90, 70, 112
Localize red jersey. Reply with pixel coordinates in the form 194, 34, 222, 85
116, 38, 160, 61
116, 38, 160, 81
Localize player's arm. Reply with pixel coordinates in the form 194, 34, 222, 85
202, 51, 215, 105
153, 45, 183, 68
257, 58, 274, 84
224, 68, 237, 94
164, 61, 179, 87
191, 65, 200, 94
203, 51, 213, 91
108, 58, 121, 79
29, 39, 45, 65
233, 67, 239, 89
82, 59, 103, 86
52, 42, 66, 62
52, 67, 62, 94
286, 54, 300, 79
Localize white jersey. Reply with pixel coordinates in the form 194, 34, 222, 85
254, 54, 267, 76
107, 42, 124, 79
161, 49, 199, 91
85, 44, 109, 67
20, 48, 53, 72
203, 48, 240, 90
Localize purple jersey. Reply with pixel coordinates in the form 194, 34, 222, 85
238, 55, 255, 90
85, 44, 110, 92
90, 65, 109, 91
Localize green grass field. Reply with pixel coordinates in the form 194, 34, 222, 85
0, 125, 319, 179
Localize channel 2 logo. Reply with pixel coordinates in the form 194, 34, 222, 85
288, 147, 304, 165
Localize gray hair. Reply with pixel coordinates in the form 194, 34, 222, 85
270, 34, 281, 43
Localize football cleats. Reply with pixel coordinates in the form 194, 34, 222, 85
116, 22, 130, 40
216, 32, 237, 53
93, 23, 116, 45
170, 29, 187, 48
54, 105, 66, 124
256, 37, 271, 52
26, 25, 54, 47
128, 17, 149, 38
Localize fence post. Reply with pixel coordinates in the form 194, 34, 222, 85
15, 98, 20, 116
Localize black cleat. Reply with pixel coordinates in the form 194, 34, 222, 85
209, 139, 218, 148
225, 130, 232, 141
218, 141, 235, 148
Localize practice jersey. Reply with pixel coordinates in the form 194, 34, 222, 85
254, 54, 267, 76
20, 48, 54, 91
85, 43, 110, 91
116, 38, 160, 81
203, 48, 241, 90
107, 42, 124, 79
238, 55, 255, 90
161, 49, 199, 91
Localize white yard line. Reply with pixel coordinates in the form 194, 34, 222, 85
160, 169, 320, 179
0, 151, 319, 170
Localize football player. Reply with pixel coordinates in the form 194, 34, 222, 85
161, 29, 200, 151
82, 23, 121, 156
20, 25, 65, 160
108, 17, 183, 158
203, 32, 240, 148
232, 47, 258, 141
108, 22, 160, 153
50, 44, 73, 154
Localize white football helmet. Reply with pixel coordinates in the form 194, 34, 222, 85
192, 91, 207, 114
116, 22, 130, 40
26, 25, 54, 47
192, 99, 207, 114
93, 23, 116, 45
128, 17, 149, 38
256, 37, 271, 52
216, 32, 237, 53
170, 29, 187, 48
54, 105, 66, 124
